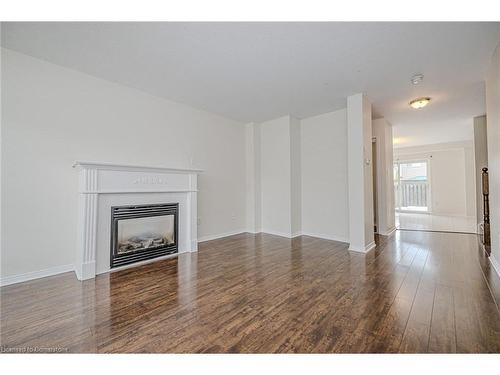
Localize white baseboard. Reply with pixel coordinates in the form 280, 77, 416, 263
365, 241, 376, 252
201, 229, 350, 243
198, 229, 247, 243
349, 241, 376, 254
0, 264, 74, 287
246, 230, 348, 243
490, 254, 500, 279
379, 227, 396, 236
74, 261, 96, 281
259, 229, 295, 239
300, 231, 349, 243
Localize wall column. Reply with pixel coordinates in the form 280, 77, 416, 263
347, 93, 375, 252
245, 123, 262, 233
372, 117, 396, 236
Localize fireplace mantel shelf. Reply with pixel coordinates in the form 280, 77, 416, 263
73, 161, 203, 174
81, 189, 198, 194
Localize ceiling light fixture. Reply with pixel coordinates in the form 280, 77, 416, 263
411, 73, 424, 85
409, 97, 431, 109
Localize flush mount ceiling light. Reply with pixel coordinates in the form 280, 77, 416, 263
409, 97, 431, 109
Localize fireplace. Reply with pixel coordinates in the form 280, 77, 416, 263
110, 203, 178, 268
73, 162, 199, 280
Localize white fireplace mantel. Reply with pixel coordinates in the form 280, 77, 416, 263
73, 161, 202, 281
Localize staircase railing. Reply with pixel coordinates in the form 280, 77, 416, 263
482, 167, 491, 255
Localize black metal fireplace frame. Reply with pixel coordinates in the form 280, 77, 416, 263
110, 203, 179, 268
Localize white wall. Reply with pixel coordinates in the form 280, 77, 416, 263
1, 48, 247, 279
290, 117, 302, 236
465, 146, 476, 218
486, 41, 500, 269
394, 142, 476, 217
245, 122, 262, 233
247, 110, 350, 242
260, 116, 293, 236
372, 118, 395, 235
300, 109, 349, 241
473, 115, 488, 225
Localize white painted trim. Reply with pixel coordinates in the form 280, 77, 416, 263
245, 230, 349, 242
75, 261, 96, 281
198, 230, 247, 243
0, 264, 74, 287
73, 161, 203, 174
300, 231, 349, 243
259, 229, 295, 239
365, 241, 377, 252
348, 245, 365, 253
394, 157, 433, 213
81, 189, 198, 194
244, 230, 301, 239
397, 212, 477, 219
490, 254, 500, 279
379, 226, 396, 236
349, 241, 376, 254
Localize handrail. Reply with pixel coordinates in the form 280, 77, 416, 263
482, 167, 491, 255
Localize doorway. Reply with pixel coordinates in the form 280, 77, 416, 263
394, 160, 430, 213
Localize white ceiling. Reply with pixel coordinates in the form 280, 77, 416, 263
2, 22, 499, 147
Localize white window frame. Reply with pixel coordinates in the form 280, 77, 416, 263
394, 157, 432, 214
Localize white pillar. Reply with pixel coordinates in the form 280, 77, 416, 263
245, 122, 262, 233
347, 93, 375, 252
290, 116, 302, 237
372, 118, 396, 236
75, 167, 98, 280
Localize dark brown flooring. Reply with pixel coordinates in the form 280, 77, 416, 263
1, 230, 500, 353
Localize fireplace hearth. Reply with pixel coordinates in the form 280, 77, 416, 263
110, 203, 178, 268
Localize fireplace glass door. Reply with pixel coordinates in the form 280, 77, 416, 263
110, 203, 178, 268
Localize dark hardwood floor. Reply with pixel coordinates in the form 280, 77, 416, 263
1, 230, 500, 353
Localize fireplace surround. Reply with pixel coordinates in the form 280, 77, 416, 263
73, 161, 201, 280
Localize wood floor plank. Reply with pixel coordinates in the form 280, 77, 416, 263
398, 246, 435, 353
1, 231, 500, 353
428, 284, 457, 353
399, 321, 431, 353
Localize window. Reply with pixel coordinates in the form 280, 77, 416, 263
394, 160, 430, 212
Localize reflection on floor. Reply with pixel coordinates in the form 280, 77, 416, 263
1, 231, 500, 353
396, 212, 477, 233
